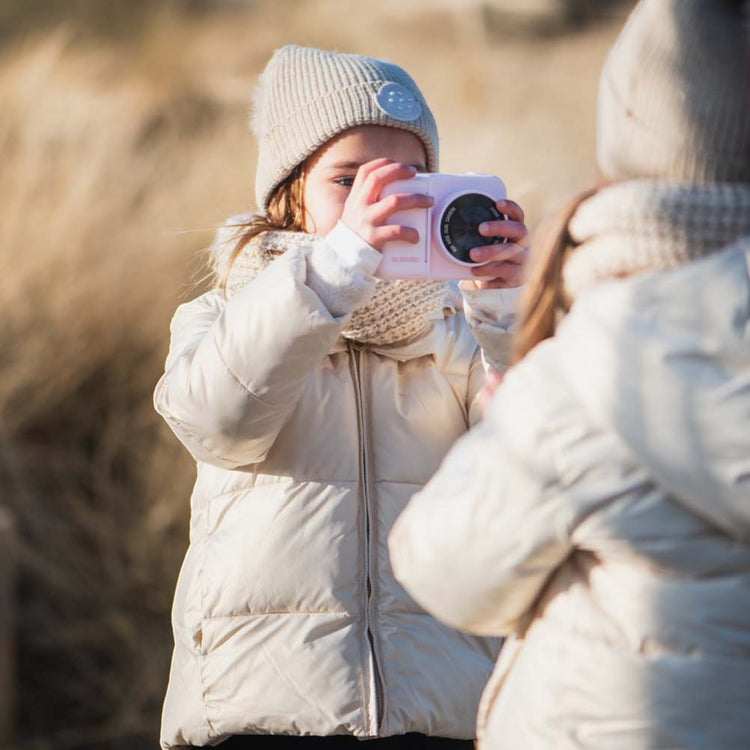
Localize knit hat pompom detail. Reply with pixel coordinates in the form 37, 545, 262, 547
251, 45, 439, 209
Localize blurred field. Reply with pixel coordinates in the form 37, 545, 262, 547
0, 1, 632, 748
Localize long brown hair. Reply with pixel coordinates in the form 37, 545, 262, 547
511, 186, 600, 364
217, 164, 307, 294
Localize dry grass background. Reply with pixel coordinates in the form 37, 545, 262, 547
0, 1, 633, 748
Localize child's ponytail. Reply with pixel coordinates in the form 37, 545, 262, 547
512, 186, 599, 365
217, 164, 306, 295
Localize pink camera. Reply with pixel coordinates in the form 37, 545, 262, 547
376, 173, 508, 280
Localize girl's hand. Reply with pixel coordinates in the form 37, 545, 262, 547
479, 367, 504, 417
469, 199, 529, 289
341, 158, 433, 251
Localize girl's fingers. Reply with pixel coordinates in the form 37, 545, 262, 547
477, 198, 528, 250
479, 368, 504, 416
351, 157, 397, 192
469, 243, 527, 264
471, 253, 528, 288
478, 219, 528, 245
472, 266, 525, 289
361, 162, 418, 201
371, 192, 433, 223
495, 198, 525, 224
371, 223, 420, 246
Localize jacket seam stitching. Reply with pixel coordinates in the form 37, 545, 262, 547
163, 411, 236, 465
197, 535, 218, 737
202, 480, 362, 502
157, 373, 241, 466
213, 340, 277, 409
203, 610, 353, 619
465, 345, 482, 425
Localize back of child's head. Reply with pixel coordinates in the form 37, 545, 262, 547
513, 0, 750, 364
251, 45, 439, 209
596, 0, 750, 184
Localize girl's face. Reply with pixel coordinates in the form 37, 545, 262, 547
302, 125, 427, 236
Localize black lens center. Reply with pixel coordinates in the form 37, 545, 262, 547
439, 193, 506, 263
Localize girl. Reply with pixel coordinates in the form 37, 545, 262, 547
155, 45, 527, 749
389, 1, 750, 748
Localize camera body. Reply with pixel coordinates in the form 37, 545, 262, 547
376, 173, 508, 280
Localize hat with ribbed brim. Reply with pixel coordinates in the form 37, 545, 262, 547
597, 0, 750, 184
251, 45, 439, 209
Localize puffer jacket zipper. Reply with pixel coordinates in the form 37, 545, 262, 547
348, 342, 385, 735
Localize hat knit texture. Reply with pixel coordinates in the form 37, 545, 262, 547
251, 45, 439, 208
597, 0, 750, 183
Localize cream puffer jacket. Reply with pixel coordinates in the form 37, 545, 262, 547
154, 233, 513, 748
390, 240, 750, 750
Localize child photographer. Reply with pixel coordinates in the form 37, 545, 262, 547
390, 0, 750, 748
155, 45, 527, 749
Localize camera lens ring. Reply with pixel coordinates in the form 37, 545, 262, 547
439, 192, 507, 265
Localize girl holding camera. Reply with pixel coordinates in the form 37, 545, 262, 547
154, 45, 527, 749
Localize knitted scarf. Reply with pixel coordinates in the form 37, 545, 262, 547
219, 228, 453, 346
563, 181, 750, 300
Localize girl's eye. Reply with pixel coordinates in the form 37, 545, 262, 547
334, 176, 355, 188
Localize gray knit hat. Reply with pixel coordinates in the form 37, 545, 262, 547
251, 45, 439, 208
597, 0, 750, 183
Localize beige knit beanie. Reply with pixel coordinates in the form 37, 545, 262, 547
597, 0, 750, 183
251, 45, 439, 209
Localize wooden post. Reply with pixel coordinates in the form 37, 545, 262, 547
0, 508, 14, 750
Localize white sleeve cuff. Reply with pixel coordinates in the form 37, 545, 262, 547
459, 282, 520, 332
325, 221, 383, 276
306, 221, 383, 318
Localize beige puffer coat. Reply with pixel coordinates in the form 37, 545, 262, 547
390, 240, 750, 749
155, 244, 511, 748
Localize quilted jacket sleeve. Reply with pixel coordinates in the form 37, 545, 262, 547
390, 341, 627, 636
460, 284, 519, 426
461, 283, 519, 373
154, 247, 354, 469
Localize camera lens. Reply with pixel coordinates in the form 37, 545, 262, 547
439, 193, 506, 264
